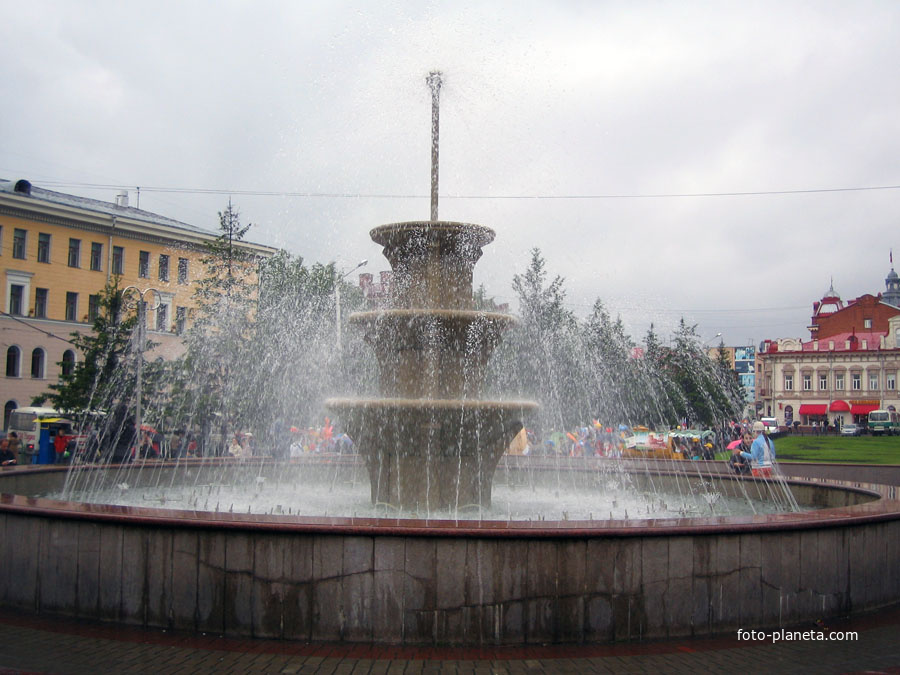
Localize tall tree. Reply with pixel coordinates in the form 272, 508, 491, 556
488, 248, 582, 432
168, 201, 259, 442
582, 299, 636, 425
32, 281, 137, 414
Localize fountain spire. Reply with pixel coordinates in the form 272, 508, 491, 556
427, 71, 442, 221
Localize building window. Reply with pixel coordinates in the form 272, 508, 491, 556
90, 242, 103, 271
6, 346, 20, 377
30, 348, 45, 379
34, 288, 48, 319
65, 292, 78, 322
9, 284, 24, 315
61, 350, 76, 377
835, 373, 845, 390
869, 374, 879, 390
37, 233, 51, 263
887, 373, 897, 390
156, 304, 169, 331
864, 318, 872, 329
803, 374, 812, 391
139, 250, 150, 278
819, 374, 828, 390
852, 373, 861, 390
68, 238, 81, 267
12, 229, 26, 259
112, 246, 124, 275
3, 401, 15, 431
178, 258, 189, 284
158, 254, 169, 282
175, 306, 186, 334
88, 294, 101, 322
784, 374, 793, 391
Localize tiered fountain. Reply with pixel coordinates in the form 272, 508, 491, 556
328, 72, 536, 511
326, 223, 536, 510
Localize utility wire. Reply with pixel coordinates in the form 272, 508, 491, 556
33, 180, 900, 200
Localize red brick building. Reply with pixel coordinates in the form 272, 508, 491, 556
756, 264, 900, 429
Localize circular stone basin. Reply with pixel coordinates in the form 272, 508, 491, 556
370, 221, 495, 248
0, 460, 898, 646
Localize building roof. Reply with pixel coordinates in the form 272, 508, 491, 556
0, 178, 278, 257
0, 178, 217, 236
801, 331, 886, 351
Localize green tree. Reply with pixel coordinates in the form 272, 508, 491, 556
32, 281, 136, 414
489, 248, 582, 432
633, 323, 680, 426
663, 319, 742, 427
582, 299, 636, 425
250, 253, 370, 439
168, 201, 259, 442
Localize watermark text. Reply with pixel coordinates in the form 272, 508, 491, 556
737, 628, 857, 643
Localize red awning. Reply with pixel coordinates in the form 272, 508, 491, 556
850, 403, 880, 415
829, 400, 851, 412
798, 404, 827, 415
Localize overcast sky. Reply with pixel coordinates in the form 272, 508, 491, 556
3, 0, 899, 347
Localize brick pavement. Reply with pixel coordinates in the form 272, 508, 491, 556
0, 606, 896, 674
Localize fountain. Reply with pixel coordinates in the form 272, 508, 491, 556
325, 220, 537, 511
0, 73, 898, 645
328, 72, 535, 512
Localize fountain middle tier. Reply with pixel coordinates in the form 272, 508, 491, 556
326, 398, 538, 511
350, 308, 516, 398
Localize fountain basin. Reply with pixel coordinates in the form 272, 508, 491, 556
326, 399, 537, 509
1, 461, 897, 645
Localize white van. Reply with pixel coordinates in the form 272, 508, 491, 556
7, 406, 62, 454
760, 417, 779, 433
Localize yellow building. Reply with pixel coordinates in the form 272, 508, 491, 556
0, 179, 276, 424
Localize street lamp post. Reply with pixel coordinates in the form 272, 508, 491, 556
334, 260, 368, 358
122, 286, 161, 445
705, 332, 723, 349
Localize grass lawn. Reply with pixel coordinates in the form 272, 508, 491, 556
762, 434, 900, 464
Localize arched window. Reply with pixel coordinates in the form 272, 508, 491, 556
4, 401, 17, 430
61, 350, 76, 377
6, 346, 20, 378
31, 348, 45, 379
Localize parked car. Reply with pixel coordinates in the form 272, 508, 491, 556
840, 423, 862, 436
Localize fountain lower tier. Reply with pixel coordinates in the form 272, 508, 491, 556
326, 398, 538, 510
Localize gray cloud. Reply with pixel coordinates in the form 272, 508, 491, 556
2, 0, 899, 346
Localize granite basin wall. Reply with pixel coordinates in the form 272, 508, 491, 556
0, 464, 897, 645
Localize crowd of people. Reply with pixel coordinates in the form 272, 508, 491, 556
3, 407, 780, 479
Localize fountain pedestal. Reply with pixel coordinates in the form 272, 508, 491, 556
327, 221, 536, 511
